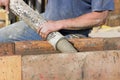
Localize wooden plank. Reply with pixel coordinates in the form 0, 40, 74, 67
0, 9, 10, 28
14, 38, 120, 55
0, 55, 21, 80
0, 43, 15, 56
0, 38, 120, 55
15, 41, 59, 55
0, 10, 6, 20
0, 10, 6, 28
22, 50, 120, 80
70, 38, 120, 51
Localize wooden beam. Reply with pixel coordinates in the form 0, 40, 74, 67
0, 9, 10, 28
0, 10, 6, 20
22, 50, 120, 80
0, 10, 6, 28
0, 55, 21, 80
0, 42, 15, 56
70, 38, 120, 51
15, 38, 120, 55
15, 40, 59, 55
0, 38, 120, 55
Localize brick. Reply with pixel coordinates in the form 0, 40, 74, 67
22, 50, 120, 80
0, 55, 21, 80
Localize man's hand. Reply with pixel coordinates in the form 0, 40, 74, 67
0, 0, 9, 11
37, 21, 64, 40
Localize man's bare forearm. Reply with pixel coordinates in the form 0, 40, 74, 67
59, 11, 109, 30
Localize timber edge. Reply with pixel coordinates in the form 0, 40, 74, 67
0, 38, 120, 55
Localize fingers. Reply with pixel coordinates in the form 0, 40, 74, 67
37, 26, 42, 35
37, 26, 43, 39
37, 21, 58, 40
40, 28, 50, 40
37, 26, 49, 40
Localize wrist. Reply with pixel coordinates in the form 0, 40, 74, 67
58, 19, 73, 29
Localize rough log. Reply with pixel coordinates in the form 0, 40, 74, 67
15, 38, 120, 55
0, 38, 120, 55
15, 40, 59, 55
22, 50, 120, 80
0, 42, 15, 56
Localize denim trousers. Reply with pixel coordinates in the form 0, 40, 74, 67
0, 21, 42, 42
